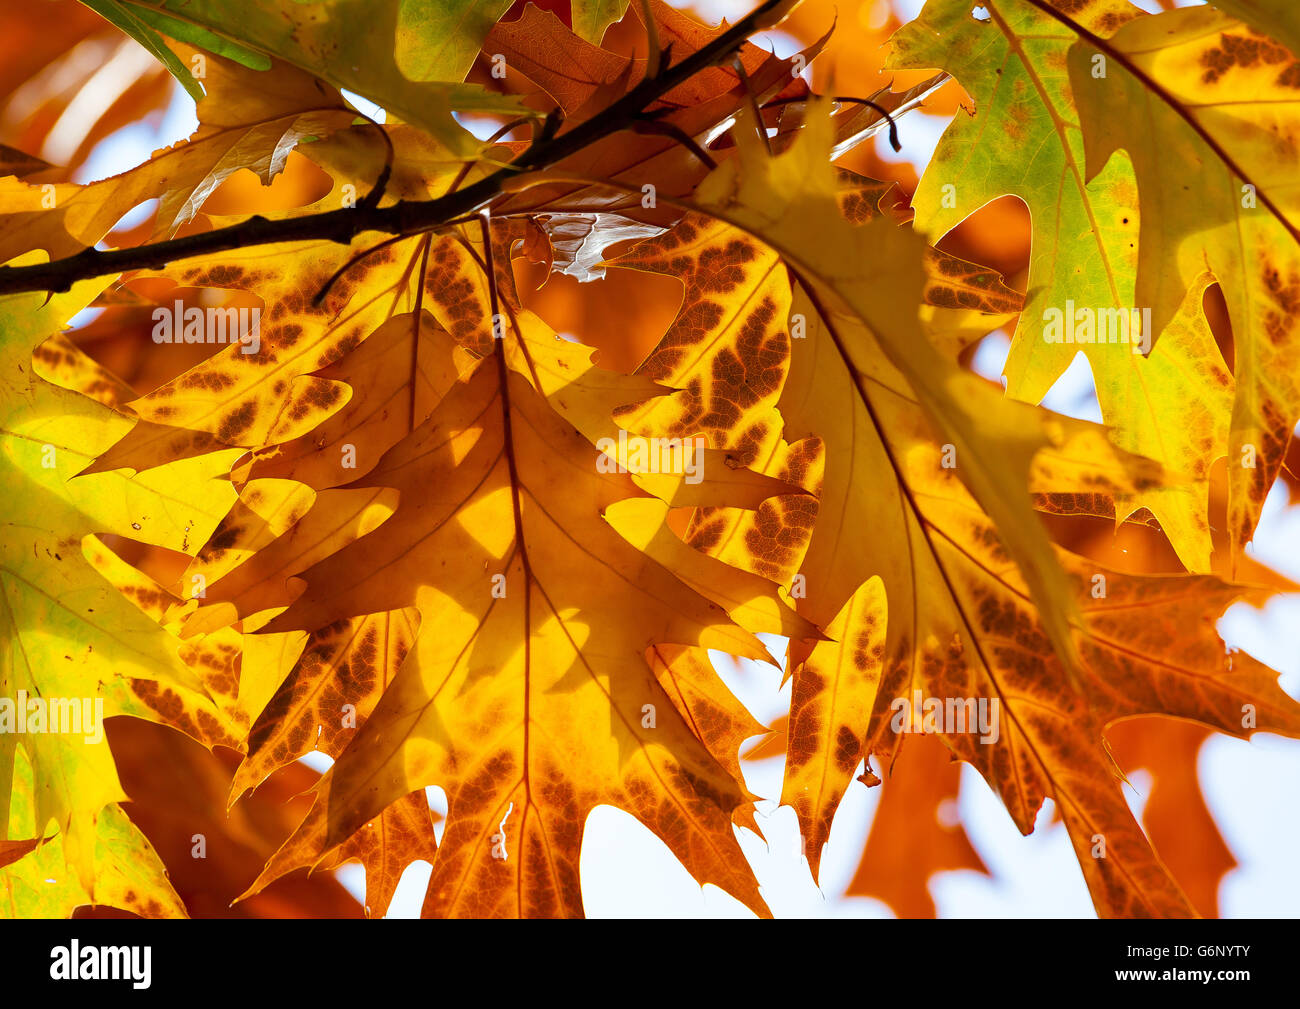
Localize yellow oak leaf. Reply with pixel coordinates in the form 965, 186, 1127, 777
1, 280, 236, 888
241, 357, 783, 917
1065, 4, 1300, 560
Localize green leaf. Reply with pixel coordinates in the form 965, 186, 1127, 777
887, 0, 1232, 571
572, 0, 631, 44
80, 0, 208, 101
395, 0, 516, 80
0, 277, 237, 889
115, 0, 529, 155
1, 751, 185, 918
1065, 4, 1300, 558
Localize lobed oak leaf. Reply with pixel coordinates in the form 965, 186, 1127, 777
887, 0, 1294, 570
0, 48, 356, 267
831, 174, 1024, 353
694, 102, 1103, 681
1063, 4, 1300, 560
2, 749, 186, 918
781, 277, 1291, 917
243, 356, 783, 917
610, 106, 1294, 915
596, 210, 1192, 904
106, 0, 528, 154
846, 732, 988, 918
0, 281, 240, 887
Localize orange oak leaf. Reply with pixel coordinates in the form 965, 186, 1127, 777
1107, 717, 1237, 918
101, 718, 362, 919
846, 733, 987, 918
235, 353, 790, 917
0, 48, 352, 265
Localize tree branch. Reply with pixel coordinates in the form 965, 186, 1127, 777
0, 0, 793, 296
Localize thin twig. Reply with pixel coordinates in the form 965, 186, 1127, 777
350, 108, 395, 210
762, 94, 902, 151
628, 119, 717, 169
311, 215, 477, 305
733, 55, 772, 156
442, 115, 539, 198
0, 0, 792, 295
636, 0, 663, 81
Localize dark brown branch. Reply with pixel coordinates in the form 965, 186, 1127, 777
0, 0, 792, 296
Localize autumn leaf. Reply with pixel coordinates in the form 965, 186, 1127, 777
1063, 3, 1300, 559
1, 0, 1298, 926
1209, 0, 1300, 59
0, 49, 355, 266
239, 359, 785, 917
884, 0, 1239, 573
0, 280, 236, 888
604, 104, 1298, 914
694, 102, 1118, 683
108, 0, 528, 153
847, 733, 987, 918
